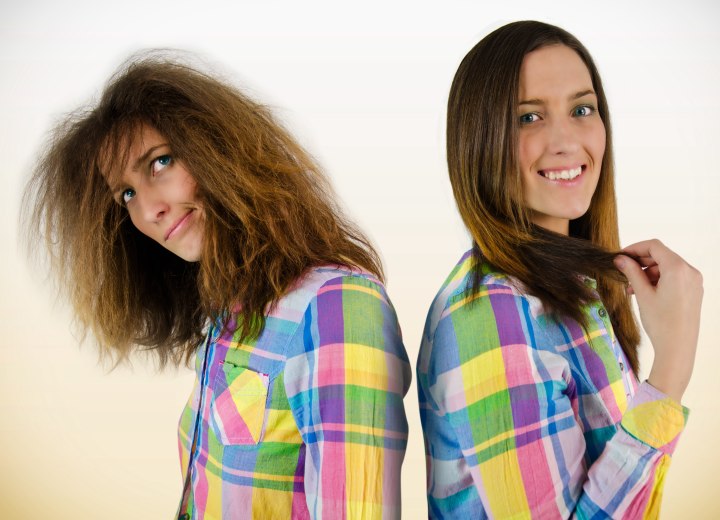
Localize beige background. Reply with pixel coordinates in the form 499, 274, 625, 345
2, 0, 719, 518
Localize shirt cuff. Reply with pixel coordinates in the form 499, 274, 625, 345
620, 381, 690, 455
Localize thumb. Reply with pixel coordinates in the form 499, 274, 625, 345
614, 255, 653, 299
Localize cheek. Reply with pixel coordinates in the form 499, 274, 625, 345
518, 131, 543, 174
518, 133, 542, 192
518, 134, 530, 172
187, 182, 200, 203
590, 121, 607, 163
127, 210, 152, 239
180, 179, 201, 207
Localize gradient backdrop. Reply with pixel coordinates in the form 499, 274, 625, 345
2, 1, 718, 518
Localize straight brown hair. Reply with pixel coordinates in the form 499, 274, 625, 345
447, 21, 640, 372
23, 53, 383, 367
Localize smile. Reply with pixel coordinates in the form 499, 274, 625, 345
165, 210, 195, 241
538, 165, 585, 181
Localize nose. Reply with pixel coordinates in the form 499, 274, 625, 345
546, 116, 580, 155
135, 188, 169, 224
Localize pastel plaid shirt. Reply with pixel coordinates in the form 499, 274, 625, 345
418, 250, 689, 519
177, 266, 411, 519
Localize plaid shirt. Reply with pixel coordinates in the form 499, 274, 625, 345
418, 250, 689, 519
177, 266, 411, 520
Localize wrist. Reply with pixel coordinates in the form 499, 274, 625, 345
647, 364, 690, 403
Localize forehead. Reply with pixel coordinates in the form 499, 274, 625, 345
519, 45, 593, 96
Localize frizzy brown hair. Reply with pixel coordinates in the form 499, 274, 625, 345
447, 21, 640, 372
23, 52, 383, 367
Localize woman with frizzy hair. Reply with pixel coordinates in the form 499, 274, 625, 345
24, 54, 410, 519
418, 21, 702, 518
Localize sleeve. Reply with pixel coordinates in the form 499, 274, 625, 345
418, 287, 688, 519
283, 275, 411, 520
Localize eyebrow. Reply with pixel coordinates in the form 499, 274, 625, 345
518, 89, 596, 107
131, 143, 168, 172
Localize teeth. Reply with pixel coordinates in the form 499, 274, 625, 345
542, 167, 582, 180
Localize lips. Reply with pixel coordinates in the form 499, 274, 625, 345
165, 209, 195, 241
538, 165, 586, 181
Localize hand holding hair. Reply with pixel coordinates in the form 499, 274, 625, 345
614, 239, 703, 402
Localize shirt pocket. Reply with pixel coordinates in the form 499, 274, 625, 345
210, 361, 270, 445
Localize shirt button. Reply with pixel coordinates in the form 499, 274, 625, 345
178, 514, 190, 520
598, 308, 607, 318
619, 362, 625, 371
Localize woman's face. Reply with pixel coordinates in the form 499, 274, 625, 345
517, 44, 606, 235
107, 124, 205, 262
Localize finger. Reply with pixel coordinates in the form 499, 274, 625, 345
622, 239, 678, 266
618, 251, 656, 268
614, 254, 653, 299
644, 265, 660, 285
632, 256, 659, 269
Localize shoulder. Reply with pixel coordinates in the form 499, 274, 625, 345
279, 265, 404, 352
282, 266, 409, 391
419, 250, 542, 377
311, 265, 390, 301
289, 265, 391, 308
422, 250, 531, 340
267, 265, 391, 323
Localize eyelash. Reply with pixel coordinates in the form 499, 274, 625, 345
519, 112, 540, 124
518, 104, 597, 125
121, 188, 135, 205
151, 154, 172, 174
572, 104, 596, 117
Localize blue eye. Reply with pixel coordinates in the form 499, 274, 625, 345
573, 105, 595, 117
151, 154, 172, 173
121, 188, 136, 205
519, 113, 539, 124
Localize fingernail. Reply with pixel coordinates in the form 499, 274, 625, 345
614, 256, 625, 269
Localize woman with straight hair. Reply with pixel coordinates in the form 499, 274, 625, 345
418, 21, 702, 518
23, 54, 410, 519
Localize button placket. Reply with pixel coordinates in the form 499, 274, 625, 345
614, 342, 633, 399
595, 303, 632, 399
177, 325, 215, 519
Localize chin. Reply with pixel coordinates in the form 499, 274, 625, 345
173, 244, 203, 263
562, 211, 590, 222
173, 234, 204, 262
555, 202, 592, 222
180, 251, 203, 263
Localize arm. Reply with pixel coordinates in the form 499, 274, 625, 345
418, 283, 688, 519
615, 239, 703, 402
284, 275, 411, 520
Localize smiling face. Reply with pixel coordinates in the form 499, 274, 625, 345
108, 124, 204, 262
517, 44, 606, 235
